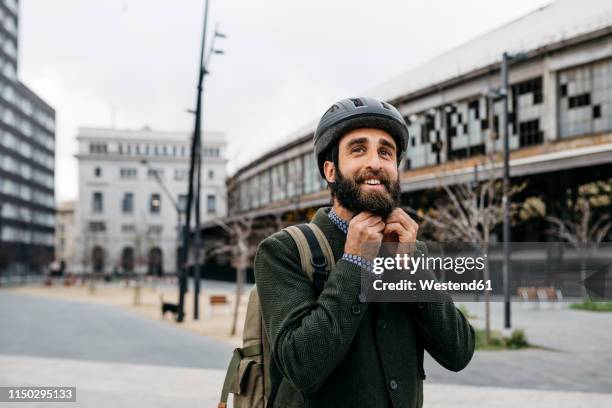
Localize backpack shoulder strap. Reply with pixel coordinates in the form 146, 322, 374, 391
283, 223, 334, 296
261, 224, 335, 408
306, 223, 336, 271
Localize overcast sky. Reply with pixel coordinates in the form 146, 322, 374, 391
18, 0, 552, 202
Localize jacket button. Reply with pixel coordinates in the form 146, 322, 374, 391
351, 304, 361, 315
389, 380, 398, 390
358, 293, 367, 304
417, 303, 425, 310
377, 319, 387, 329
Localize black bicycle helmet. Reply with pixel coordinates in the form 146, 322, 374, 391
313, 97, 409, 178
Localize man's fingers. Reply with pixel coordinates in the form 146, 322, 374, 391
384, 222, 403, 234
388, 209, 418, 231
353, 211, 376, 222
364, 216, 384, 227
369, 220, 386, 232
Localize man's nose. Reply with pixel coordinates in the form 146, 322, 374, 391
365, 149, 383, 169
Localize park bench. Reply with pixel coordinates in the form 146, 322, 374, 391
208, 294, 230, 316
517, 286, 563, 308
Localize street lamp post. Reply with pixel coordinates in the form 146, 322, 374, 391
484, 51, 527, 330
193, 25, 226, 321
500, 51, 527, 329
501, 52, 512, 330
180, 0, 226, 322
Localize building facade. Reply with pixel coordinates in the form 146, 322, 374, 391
224, 0, 612, 245
0, 0, 56, 276
73, 127, 227, 275
54, 201, 75, 274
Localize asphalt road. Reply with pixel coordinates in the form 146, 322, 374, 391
0, 291, 231, 369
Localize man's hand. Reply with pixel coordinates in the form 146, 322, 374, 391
344, 212, 385, 260
383, 208, 419, 246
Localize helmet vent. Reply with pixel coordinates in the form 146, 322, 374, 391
381, 101, 392, 110
325, 104, 340, 115
350, 98, 364, 107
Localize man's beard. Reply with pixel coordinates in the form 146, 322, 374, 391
331, 167, 401, 219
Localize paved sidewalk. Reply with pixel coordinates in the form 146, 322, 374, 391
3, 285, 612, 403
422, 301, 612, 393
1, 354, 610, 408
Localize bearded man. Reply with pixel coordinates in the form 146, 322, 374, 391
254, 97, 475, 408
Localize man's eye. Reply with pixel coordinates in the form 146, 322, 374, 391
380, 149, 391, 157
352, 146, 365, 153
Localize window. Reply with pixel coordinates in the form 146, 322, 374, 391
207, 195, 216, 214
92, 192, 103, 213
174, 168, 187, 181
519, 119, 543, 147
120, 168, 137, 179
148, 225, 163, 234
89, 221, 106, 232
147, 168, 163, 180
89, 143, 108, 154
271, 164, 287, 201
178, 194, 187, 212
3, 62, 16, 80
203, 147, 221, 158
593, 105, 601, 119
208, 170, 214, 180
568, 93, 591, 108
94, 167, 102, 177
122, 193, 134, 213
150, 193, 161, 214
121, 224, 136, 233
287, 156, 303, 198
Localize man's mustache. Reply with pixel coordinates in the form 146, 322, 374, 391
354, 170, 392, 191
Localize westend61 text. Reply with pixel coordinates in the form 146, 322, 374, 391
372, 279, 493, 292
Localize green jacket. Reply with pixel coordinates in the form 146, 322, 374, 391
254, 207, 475, 408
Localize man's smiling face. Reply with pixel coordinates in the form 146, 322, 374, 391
324, 127, 401, 218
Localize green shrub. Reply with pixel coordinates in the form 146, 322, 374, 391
506, 329, 529, 349
570, 299, 612, 312
475, 328, 529, 350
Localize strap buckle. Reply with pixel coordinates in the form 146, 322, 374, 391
310, 256, 328, 271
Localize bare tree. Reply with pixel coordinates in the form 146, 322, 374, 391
545, 180, 612, 298
546, 180, 612, 249
405, 160, 525, 344
211, 215, 257, 335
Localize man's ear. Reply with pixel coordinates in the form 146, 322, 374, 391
323, 160, 336, 183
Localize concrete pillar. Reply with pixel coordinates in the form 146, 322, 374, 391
542, 57, 559, 142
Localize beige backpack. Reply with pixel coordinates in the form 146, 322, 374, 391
218, 223, 335, 408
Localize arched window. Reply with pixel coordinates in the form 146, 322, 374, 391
121, 247, 134, 272
92, 246, 105, 273
148, 247, 163, 276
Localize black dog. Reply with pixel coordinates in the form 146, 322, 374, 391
160, 294, 179, 319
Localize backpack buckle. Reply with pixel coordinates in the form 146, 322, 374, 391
311, 256, 328, 272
